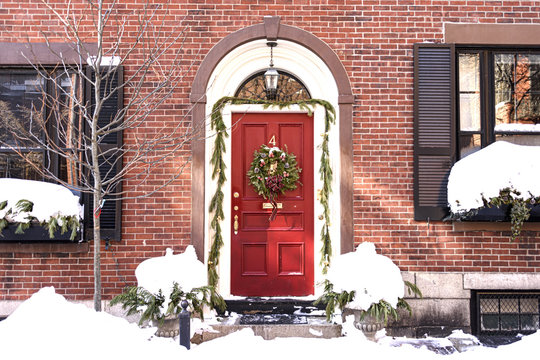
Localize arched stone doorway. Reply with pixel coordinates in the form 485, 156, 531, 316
190, 16, 353, 296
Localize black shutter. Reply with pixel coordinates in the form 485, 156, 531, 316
413, 44, 455, 221
85, 66, 123, 241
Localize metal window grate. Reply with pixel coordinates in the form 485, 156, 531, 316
474, 292, 540, 336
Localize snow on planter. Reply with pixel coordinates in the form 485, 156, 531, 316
135, 245, 206, 297
326, 242, 404, 310
447, 141, 540, 214
0, 178, 82, 223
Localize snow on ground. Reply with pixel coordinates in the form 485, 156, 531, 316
0, 287, 538, 360
447, 141, 540, 214
0, 178, 82, 222
0, 287, 184, 359
327, 242, 404, 310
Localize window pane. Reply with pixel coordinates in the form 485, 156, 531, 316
501, 314, 520, 330
516, 54, 540, 123
0, 72, 44, 146
459, 133, 481, 159
494, 53, 540, 131
520, 298, 538, 313
0, 152, 43, 180
480, 298, 499, 313
55, 72, 81, 186
459, 53, 481, 131
521, 315, 539, 331
481, 314, 499, 331
500, 298, 519, 313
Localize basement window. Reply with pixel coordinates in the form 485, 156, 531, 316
472, 291, 540, 336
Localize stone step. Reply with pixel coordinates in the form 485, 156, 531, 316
223, 298, 325, 315
192, 314, 341, 343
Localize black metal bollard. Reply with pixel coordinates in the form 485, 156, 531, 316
179, 300, 191, 350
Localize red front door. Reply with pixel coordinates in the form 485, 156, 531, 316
231, 112, 314, 296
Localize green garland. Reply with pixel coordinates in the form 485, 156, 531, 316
208, 96, 336, 287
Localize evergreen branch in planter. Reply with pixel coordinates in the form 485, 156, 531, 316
110, 282, 226, 326
313, 279, 355, 322
363, 300, 398, 325
314, 279, 422, 324
486, 188, 536, 241
15, 221, 32, 235
0, 218, 8, 234
15, 199, 33, 213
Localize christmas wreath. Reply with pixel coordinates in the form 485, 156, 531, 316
247, 144, 301, 220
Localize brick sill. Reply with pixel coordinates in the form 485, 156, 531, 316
453, 222, 540, 232
0, 242, 89, 254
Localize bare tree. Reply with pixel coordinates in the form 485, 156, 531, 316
0, 0, 204, 311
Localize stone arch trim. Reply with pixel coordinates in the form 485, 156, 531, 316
190, 16, 353, 260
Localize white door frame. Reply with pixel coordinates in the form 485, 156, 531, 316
204, 39, 341, 297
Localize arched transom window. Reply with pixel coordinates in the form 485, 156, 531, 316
235, 71, 311, 101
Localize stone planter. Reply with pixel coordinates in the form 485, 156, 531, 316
342, 308, 384, 341
153, 315, 179, 337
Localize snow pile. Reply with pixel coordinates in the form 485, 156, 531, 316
326, 242, 404, 310
0, 287, 184, 359
0, 178, 82, 223
448, 141, 540, 213
136, 245, 207, 297
446, 329, 482, 352
1, 287, 540, 359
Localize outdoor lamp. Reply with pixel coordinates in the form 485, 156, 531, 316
264, 41, 279, 100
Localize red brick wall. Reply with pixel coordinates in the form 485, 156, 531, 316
2, 0, 540, 301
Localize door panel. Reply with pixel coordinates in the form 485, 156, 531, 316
241, 124, 267, 198
241, 244, 267, 275
231, 112, 314, 296
242, 211, 304, 230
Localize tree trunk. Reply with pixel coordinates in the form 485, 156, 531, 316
93, 2, 103, 311
93, 192, 102, 312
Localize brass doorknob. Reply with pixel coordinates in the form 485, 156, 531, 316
233, 192, 239, 198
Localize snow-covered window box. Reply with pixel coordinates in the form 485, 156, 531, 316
0, 178, 83, 242
448, 142, 540, 238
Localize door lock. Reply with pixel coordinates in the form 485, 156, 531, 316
233, 192, 239, 198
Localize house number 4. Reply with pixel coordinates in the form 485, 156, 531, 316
268, 135, 276, 146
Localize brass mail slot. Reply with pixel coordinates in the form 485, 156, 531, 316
262, 202, 282, 209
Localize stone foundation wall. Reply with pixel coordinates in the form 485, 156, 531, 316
389, 272, 540, 337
